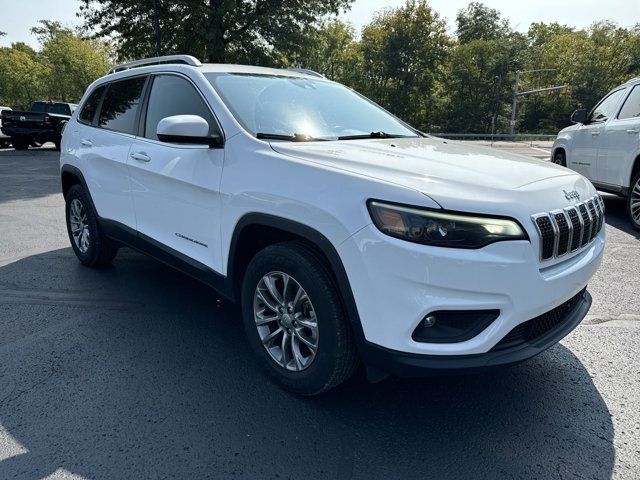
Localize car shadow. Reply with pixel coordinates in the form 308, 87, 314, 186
601, 192, 640, 238
0, 247, 615, 479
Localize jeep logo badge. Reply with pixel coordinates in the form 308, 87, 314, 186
563, 189, 580, 201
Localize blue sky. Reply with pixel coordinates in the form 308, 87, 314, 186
1, 0, 639, 48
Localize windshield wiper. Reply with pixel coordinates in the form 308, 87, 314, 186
256, 132, 327, 142
337, 131, 414, 140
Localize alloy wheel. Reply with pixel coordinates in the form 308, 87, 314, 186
631, 178, 640, 225
69, 198, 91, 253
253, 271, 319, 371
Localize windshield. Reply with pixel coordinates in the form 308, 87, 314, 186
204, 72, 418, 140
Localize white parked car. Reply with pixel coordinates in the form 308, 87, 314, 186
0, 106, 12, 148
553, 77, 640, 229
60, 55, 604, 394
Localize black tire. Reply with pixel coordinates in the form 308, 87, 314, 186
553, 150, 566, 167
65, 184, 118, 267
12, 138, 29, 150
54, 138, 61, 151
628, 170, 640, 230
241, 241, 359, 395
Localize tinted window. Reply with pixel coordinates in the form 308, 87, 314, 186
618, 85, 640, 120
79, 86, 105, 124
98, 76, 146, 134
589, 89, 625, 123
144, 75, 218, 140
30, 102, 72, 115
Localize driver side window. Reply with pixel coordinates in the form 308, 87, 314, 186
588, 89, 626, 123
144, 74, 220, 140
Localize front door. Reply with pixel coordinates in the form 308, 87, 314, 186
598, 85, 640, 188
127, 74, 225, 272
571, 87, 627, 183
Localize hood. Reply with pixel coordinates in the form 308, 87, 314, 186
270, 136, 593, 215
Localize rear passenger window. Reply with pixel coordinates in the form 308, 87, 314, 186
79, 86, 105, 125
144, 75, 218, 140
98, 76, 146, 134
618, 86, 640, 120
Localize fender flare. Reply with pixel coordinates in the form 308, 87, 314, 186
227, 213, 367, 348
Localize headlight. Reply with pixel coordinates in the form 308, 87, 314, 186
367, 200, 528, 248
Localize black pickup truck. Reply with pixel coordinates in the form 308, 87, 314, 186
0, 101, 77, 150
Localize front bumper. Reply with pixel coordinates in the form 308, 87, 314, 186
359, 289, 591, 377
337, 223, 604, 360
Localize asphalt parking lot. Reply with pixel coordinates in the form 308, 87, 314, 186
0, 144, 639, 479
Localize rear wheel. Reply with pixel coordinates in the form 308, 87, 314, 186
241, 242, 359, 395
553, 150, 566, 167
628, 170, 640, 230
65, 184, 118, 267
12, 138, 29, 150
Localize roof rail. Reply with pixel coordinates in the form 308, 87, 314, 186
108, 55, 202, 75
285, 68, 326, 79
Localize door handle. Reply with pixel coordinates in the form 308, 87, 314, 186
591, 131, 600, 136
627, 129, 640, 134
130, 152, 151, 162
80, 139, 93, 147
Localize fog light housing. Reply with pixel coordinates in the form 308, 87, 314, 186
412, 310, 500, 343
422, 314, 436, 328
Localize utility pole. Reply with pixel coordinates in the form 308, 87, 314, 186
509, 68, 568, 138
152, 0, 162, 57
509, 70, 520, 138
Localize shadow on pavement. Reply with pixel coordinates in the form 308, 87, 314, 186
0, 246, 615, 479
602, 192, 640, 238
0, 147, 61, 205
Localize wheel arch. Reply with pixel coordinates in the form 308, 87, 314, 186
60, 165, 99, 213
226, 213, 366, 348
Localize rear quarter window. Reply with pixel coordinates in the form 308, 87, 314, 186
78, 86, 106, 125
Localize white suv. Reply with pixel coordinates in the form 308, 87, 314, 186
553, 76, 640, 229
60, 55, 604, 394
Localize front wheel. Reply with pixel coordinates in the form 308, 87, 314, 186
12, 138, 29, 150
553, 150, 566, 167
241, 242, 359, 395
65, 184, 118, 267
628, 170, 640, 230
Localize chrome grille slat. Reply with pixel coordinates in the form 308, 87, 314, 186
532, 194, 603, 262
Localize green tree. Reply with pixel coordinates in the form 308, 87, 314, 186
520, 21, 640, 132
456, 2, 510, 44
434, 3, 525, 132
296, 20, 356, 81
355, 0, 450, 129
32, 21, 112, 102
79, 0, 354, 65
0, 43, 46, 108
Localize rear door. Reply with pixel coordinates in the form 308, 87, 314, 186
76, 76, 147, 230
598, 84, 640, 188
569, 88, 627, 182
127, 73, 225, 271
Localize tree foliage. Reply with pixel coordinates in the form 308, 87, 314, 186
0, 21, 111, 108
79, 0, 354, 65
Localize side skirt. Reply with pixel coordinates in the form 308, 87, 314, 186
99, 218, 234, 301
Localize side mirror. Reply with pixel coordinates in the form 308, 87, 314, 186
570, 109, 588, 124
156, 115, 223, 147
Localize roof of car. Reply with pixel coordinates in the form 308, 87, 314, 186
106, 55, 325, 80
